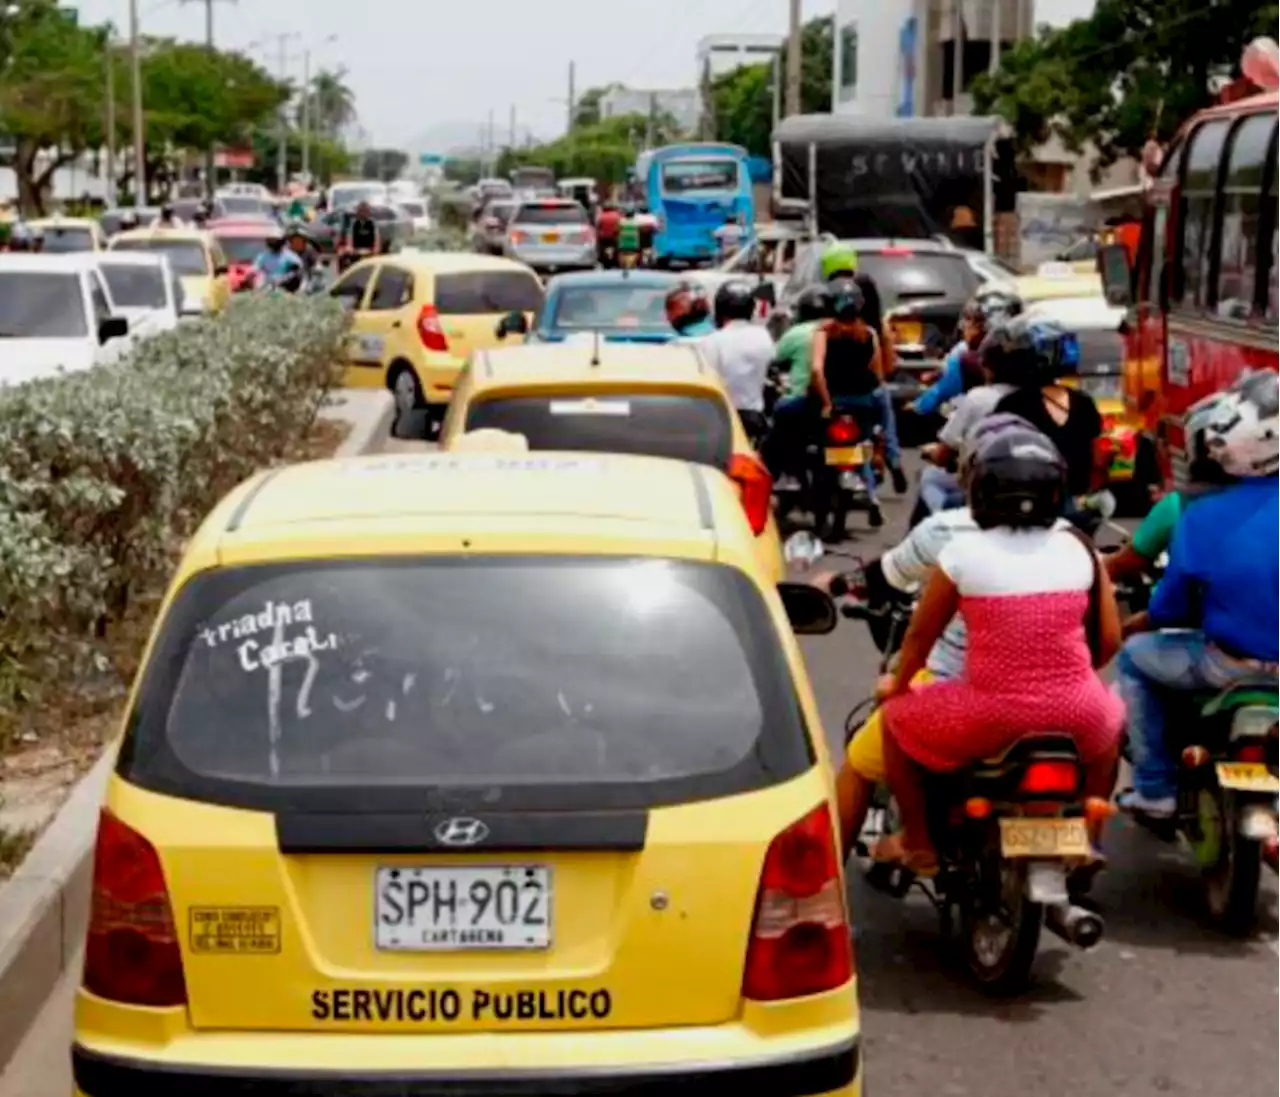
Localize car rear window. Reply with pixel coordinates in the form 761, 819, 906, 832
857, 252, 979, 307
119, 557, 810, 812
100, 263, 167, 308
513, 203, 589, 226
0, 272, 87, 338
40, 227, 95, 253
111, 238, 208, 277
215, 235, 268, 264
434, 270, 544, 314
550, 285, 671, 331
464, 393, 734, 470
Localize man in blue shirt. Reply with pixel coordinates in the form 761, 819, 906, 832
253, 229, 305, 290
1116, 371, 1279, 817
910, 291, 1020, 416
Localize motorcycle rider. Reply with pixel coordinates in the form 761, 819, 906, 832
156, 202, 181, 229
820, 241, 858, 280
664, 281, 714, 337
910, 294, 1013, 417
286, 221, 320, 282
342, 200, 381, 262
595, 203, 621, 267
763, 284, 834, 486
252, 227, 305, 290
616, 204, 641, 267
874, 420, 1124, 875
1115, 370, 1280, 819
853, 271, 909, 494
697, 280, 774, 441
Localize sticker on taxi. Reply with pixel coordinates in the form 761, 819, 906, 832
189, 907, 282, 954
310, 986, 613, 1023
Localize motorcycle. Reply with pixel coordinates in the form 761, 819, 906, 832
786, 532, 1110, 994
809, 412, 886, 541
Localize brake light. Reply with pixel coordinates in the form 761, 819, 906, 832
743, 805, 852, 1001
728, 452, 772, 536
827, 417, 859, 445
417, 304, 449, 352
1019, 760, 1080, 797
1237, 744, 1267, 764
878, 246, 913, 256
509, 229, 530, 245
82, 810, 186, 1007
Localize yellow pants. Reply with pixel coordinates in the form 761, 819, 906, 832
844, 669, 935, 781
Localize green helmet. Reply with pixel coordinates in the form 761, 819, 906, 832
820, 242, 858, 280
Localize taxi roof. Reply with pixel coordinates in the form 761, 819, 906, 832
472, 341, 715, 391
215, 451, 717, 537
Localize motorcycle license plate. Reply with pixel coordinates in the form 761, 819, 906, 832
1216, 762, 1280, 793
892, 320, 922, 345
998, 818, 1090, 858
825, 444, 866, 466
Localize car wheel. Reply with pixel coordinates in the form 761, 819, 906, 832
390, 364, 424, 416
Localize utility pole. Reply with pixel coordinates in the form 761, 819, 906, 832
301, 49, 312, 181
274, 32, 300, 193
180, 0, 234, 197
646, 91, 657, 149
129, 0, 145, 207
486, 108, 495, 174
567, 60, 576, 133
104, 44, 116, 206
785, 0, 802, 117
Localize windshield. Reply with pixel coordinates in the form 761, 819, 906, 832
100, 263, 167, 308
514, 203, 588, 226
661, 159, 740, 195
856, 252, 980, 306
465, 393, 733, 470
119, 557, 808, 811
216, 196, 270, 218
0, 273, 87, 338
40, 227, 95, 254
216, 235, 269, 264
110, 238, 209, 277
549, 285, 671, 331
332, 184, 388, 208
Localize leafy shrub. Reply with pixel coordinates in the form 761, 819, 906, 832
0, 294, 347, 728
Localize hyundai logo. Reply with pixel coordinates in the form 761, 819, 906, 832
433, 817, 490, 847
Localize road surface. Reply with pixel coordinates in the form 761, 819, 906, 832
3, 441, 1275, 1097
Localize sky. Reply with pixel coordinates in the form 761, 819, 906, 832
67, 0, 1098, 152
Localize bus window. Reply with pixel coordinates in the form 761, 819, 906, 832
1146, 206, 1169, 308
1176, 118, 1231, 309
1214, 111, 1277, 321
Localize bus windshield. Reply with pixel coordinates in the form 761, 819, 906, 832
661, 159, 740, 195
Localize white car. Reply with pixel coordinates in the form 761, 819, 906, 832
216, 182, 273, 202
395, 198, 433, 235
95, 252, 182, 339
0, 254, 133, 387
329, 179, 390, 211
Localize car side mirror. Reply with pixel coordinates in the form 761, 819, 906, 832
753, 280, 777, 307
777, 582, 838, 635
1096, 244, 1131, 308
98, 315, 129, 343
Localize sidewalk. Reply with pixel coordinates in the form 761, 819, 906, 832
0, 958, 76, 1097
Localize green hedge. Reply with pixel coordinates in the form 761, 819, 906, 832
0, 295, 349, 728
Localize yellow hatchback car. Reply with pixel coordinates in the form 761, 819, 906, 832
72, 450, 861, 1095
28, 215, 107, 253
329, 252, 544, 428
108, 227, 231, 315
439, 340, 787, 582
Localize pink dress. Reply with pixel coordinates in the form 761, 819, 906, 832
883, 525, 1125, 772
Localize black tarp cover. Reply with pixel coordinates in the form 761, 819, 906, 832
774, 114, 999, 242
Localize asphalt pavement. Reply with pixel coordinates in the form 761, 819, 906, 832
3, 441, 1275, 1097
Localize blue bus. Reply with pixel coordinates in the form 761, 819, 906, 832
633, 143, 754, 267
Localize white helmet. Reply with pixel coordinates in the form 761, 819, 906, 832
1199, 369, 1279, 478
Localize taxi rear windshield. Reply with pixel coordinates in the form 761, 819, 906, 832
464, 394, 733, 470
120, 558, 810, 813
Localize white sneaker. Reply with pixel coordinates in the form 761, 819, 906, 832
1118, 789, 1176, 818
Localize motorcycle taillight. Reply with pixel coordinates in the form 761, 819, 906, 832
827, 417, 859, 445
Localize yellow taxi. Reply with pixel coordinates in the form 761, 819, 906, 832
107, 227, 231, 315
328, 251, 543, 428
439, 340, 787, 582
72, 450, 861, 1096
1010, 266, 1103, 304
28, 215, 107, 253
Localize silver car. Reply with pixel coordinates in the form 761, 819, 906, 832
503, 199, 595, 274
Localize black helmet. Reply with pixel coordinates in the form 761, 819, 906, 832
795, 284, 833, 323
828, 276, 864, 322
713, 279, 756, 324
967, 421, 1068, 530
978, 316, 1080, 387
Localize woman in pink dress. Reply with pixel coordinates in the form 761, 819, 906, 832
874, 413, 1125, 874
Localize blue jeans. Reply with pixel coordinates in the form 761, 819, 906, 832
919, 464, 964, 514
1115, 630, 1279, 799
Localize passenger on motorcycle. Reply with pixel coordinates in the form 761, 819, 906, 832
664, 281, 714, 337
853, 272, 909, 494
697, 280, 774, 440
875, 420, 1124, 874
286, 222, 320, 280
595, 204, 621, 266
763, 284, 834, 485
1115, 370, 1280, 819
909, 293, 1013, 417
807, 278, 897, 526
616, 204, 641, 263
252, 229, 305, 290
835, 413, 1042, 855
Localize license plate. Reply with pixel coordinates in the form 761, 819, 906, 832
998, 818, 1090, 858
543, 232, 560, 244
825, 444, 866, 466
892, 321, 922, 344
375, 866, 552, 951
1216, 762, 1280, 793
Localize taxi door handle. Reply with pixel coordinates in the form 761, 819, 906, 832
391, 320, 402, 328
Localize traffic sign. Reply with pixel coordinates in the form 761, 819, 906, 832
419, 153, 446, 166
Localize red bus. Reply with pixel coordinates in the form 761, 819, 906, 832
1103, 70, 1278, 495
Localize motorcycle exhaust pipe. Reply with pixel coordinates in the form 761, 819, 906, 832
1044, 901, 1104, 951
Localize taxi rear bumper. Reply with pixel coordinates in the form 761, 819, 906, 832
74, 1037, 859, 1095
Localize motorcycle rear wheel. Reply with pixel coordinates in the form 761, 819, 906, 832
1200, 791, 1261, 934
960, 860, 1042, 996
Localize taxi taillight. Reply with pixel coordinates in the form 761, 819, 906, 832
417, 304, 449, 352
742, 804, 853, 1001
82, 809, 187, 1007
728, 452, 772, 536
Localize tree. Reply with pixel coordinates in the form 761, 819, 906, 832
971, 0, 1280, 167
710, 15, 833, 155
495, 111, 684, 185
360, 148, 409, 181
0, 1, 106, 213
304, 68, 356, 139
573, 83, 624, 128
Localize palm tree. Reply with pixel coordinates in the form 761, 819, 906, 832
304, 68, 355, 140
